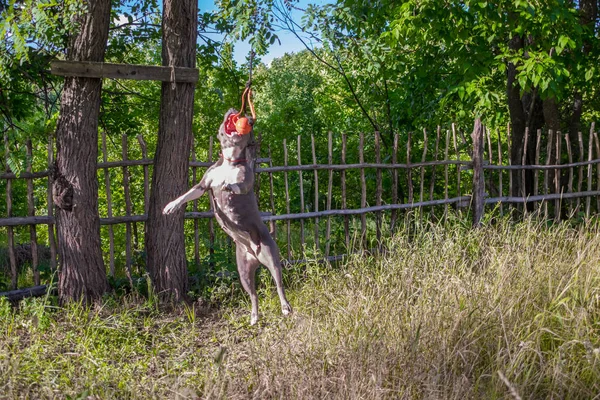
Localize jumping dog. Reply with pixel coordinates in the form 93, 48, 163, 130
163, 109, 292, 325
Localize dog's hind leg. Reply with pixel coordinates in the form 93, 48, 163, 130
255, 230, 292, 317
236, 244, 260, 325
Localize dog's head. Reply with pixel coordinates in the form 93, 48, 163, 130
217, 108, 254, 150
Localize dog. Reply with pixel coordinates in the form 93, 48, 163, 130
163, 109, 292, 325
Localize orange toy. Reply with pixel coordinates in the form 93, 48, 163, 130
230, 84, 256, 135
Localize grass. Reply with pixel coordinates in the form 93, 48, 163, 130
1, 216, 600, 399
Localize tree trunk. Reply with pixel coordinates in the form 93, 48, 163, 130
55, 0, 111, 303
570, 0, 597, 158
145, 0, 198, 302
506, 27, 544, 207
506, 32, 528, 198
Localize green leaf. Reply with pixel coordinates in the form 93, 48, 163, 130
585, 69, 593, 81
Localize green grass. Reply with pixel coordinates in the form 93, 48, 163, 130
1, 217, 600, 399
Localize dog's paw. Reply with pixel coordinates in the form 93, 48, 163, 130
222, 183, 241, 194
163, 200, 180, 215
281, 303, 293, 316
250, 312, 259, 326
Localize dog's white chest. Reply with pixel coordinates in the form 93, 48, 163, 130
209, 164, 243, 188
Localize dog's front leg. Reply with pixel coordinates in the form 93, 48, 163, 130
163, 180, 209, 215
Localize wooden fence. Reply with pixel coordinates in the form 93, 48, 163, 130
1, 121, 600, 291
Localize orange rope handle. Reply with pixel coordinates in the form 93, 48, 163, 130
235, 85, 256, 122
235, 86, 250, 119
247, 87, 256, 121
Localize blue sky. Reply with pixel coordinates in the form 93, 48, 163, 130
197, 0, 330, 65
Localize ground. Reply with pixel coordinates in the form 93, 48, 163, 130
1, 217, 600, 399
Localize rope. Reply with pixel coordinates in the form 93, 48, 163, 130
247, 48, 254, 87
235, 47, 256, 121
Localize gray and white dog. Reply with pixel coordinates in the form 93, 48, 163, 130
163, 109, 292, 325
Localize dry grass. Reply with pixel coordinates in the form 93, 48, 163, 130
1, 217, 600, 399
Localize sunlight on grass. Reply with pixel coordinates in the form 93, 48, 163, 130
1, 217, 600, 398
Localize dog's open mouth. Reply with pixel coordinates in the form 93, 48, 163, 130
225, 113, 252, 136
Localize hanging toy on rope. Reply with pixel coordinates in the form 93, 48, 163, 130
225, 50, 256, 136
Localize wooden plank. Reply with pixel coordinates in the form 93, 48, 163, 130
254, 132, 262, 208
121, 135, 134, 285
485, 191, 600, 205
26, 140, 39, 285
554, 131, 562, 221
544, 130, 554, 218
47, 137, 57, 272
444, 129, 451, 219
521, 127, 529, 199
297, 136, 305, 248
564, 132, 574, 215
533, 130, 542, 212
268, 146, 277, 239
325, 132, 333, 257
481, 159, 600, 170
485, 127, 493, 209
0, 285, 47, 301
136, 135, 150, 213
586, 125, 594, 218
452, 123, 461, 202
0, 157, 467, 179
359, 132, 367, 247
419, 128, 428, 205
101, 131, 116, 277
391, 133, 399, 231
472, 119, 485, 226
283, 139, 291, 260
593, 130, 600, 214
208, 137, 215, 262
257, 159, 470, 173
4, 132, 17, 289
507, 124, 512, 201
407, 132, 414, 203
341, 134, 350, 249
486, 127, 493, 165
311, 136, 320, 251
190, 135, 200, 266
0, 170, 49, 179
429, 126, 441, 208
577, 131, 584, 213
0, 216, 54, 227
7, 187, 600, 229
264, 197, 473, 221
50, 60, 199, 82
497, 129, 503, 215
375, 131, 382, 245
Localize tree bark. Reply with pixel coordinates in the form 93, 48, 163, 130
145, 0, 198, 302
55, 0, 111, 303
569, 0, 597, 158
506, 32, 528, 198
506, 27, 544, 206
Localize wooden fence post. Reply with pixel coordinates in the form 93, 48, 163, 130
101, 131, 116, 277
47, 137, 58, 272
472, 118, 485, 227
4, 131, 17, 289
26, 139, 40, 285
121, 135, 134, 286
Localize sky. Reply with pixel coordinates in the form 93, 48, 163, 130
197, 0, 330, 65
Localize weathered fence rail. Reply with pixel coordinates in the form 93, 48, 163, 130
2, 121, 600, 291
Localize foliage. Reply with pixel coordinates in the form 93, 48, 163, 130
297, 0, 600, 133
215, 0, 299, 56
384, 1, 600, 123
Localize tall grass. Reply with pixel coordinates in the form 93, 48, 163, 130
1, 217, 600, 399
